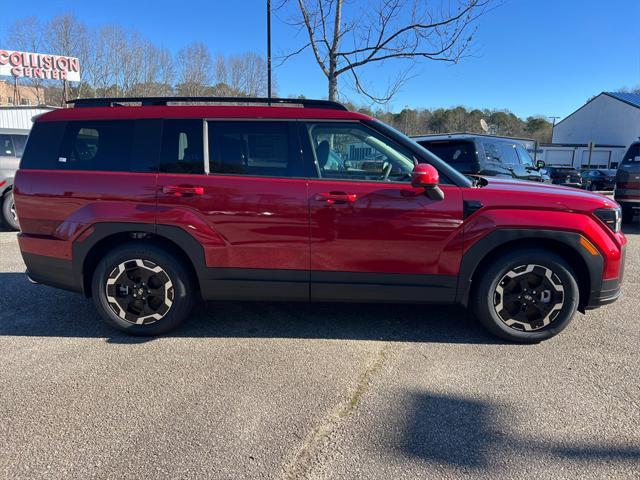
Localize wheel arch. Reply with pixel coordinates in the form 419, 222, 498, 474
457, 229, 603, 311
74, 223, 205, 297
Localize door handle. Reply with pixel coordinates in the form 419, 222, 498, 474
314, 192, 357, 204
161, 185, 204, 197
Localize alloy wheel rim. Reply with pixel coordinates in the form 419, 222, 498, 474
493, 264, 565, 332
105, 259, 174, 325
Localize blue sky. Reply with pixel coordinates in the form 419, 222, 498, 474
1, 0, 639, 119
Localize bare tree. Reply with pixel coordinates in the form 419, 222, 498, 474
215, 53, 271, 97
176, 42, 213, 96
280, 0, 490, 103
5, 17, 47, 103
46, 13, 90, 102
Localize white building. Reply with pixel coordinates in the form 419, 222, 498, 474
0, 105, 55, 135
546, 92, 640, 168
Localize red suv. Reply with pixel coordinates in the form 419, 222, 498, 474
14, 97, 627, 342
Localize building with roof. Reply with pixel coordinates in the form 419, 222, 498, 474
548, 92, 640, 169
553, 92, 640, 149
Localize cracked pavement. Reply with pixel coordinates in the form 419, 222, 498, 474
0, 222, 639, 479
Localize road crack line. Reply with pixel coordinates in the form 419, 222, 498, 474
281, 345, 391, 480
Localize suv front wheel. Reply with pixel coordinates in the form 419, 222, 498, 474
92, 242, 195, 335
472, 248, 579, 343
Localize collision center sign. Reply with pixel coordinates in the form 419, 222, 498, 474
0, 50, 80, 82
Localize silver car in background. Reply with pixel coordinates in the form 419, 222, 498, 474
1, 133, 27, 230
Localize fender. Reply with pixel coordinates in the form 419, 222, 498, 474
456, 228, 604, 309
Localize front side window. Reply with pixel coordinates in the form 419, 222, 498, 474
58, 121, 133, 171
516, 145, 534, 166
159, 120, 204, 174
499, 143, 520, 165
0, 134, 15, 157
208, 121, 300, 177
306, 122, 415, 182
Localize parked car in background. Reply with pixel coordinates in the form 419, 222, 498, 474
0, 132, 27, 230
14, 97, 626, 343
615, 142, 640, 223
413, 133, 549, 183
544, 166, 583, 188
581, 169, 617, 191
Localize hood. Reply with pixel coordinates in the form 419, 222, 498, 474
468, 177, 619, 213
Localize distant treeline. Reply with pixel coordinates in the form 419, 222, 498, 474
345, 104, 553, 142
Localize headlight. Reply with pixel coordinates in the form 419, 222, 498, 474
594, 208, 622, 233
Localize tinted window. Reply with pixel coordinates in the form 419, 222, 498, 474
209, 121, 301, 177
160, 120, 204, 174
421, 140, 476, 173
11, 135, 27, 157
483, 142, 502, 163
515, 145, 534, 166
20, 122, 66, 169
0, 134, 14, 157
57, 121, 133, 171
21, 120, 159, 172
499, 144, 520, 165
305, 122, 414, 181
622, 143, 640, 165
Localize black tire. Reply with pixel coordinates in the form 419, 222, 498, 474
621, 206, 634, 224
471, 248, 579, 343
1, 190, 19, 231
92, 242, 196, 335
589, 183, 598, 191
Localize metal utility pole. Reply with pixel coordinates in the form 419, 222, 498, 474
267, 0, 272, 102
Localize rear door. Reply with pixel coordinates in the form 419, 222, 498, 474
155, 119, 310, 301
302, 121, 464, 303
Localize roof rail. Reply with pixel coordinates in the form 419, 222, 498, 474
66, 96, 348, 111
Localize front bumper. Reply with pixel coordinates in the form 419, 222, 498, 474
585, 244, 626, 309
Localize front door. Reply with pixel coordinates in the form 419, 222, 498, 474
156, 119, 310, 301
302, 121, 464, 303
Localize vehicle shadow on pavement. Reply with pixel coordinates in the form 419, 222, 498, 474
0, 271, 502, 345
398, 391, 640, 470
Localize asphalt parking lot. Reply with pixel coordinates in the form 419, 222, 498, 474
0, 223, 638, 480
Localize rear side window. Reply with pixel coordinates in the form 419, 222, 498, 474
208, 121, 301, 177
21, 120, 160, 172
159, 120, 204, 174
57, 121, 133, 171
483, 142, 502, 163
0, 134, 15, 157
421, 140, 476, 173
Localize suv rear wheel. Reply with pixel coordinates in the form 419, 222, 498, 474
92, 243, 195, 335
472, 249, 579, 343
1, 190, 19, 231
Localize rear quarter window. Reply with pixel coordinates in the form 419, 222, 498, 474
20, 120, 160, 172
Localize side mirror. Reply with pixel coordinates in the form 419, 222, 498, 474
535, 160, 546, 169
411, 164, 444, 201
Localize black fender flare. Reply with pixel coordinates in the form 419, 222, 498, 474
455, 229, 603, 308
